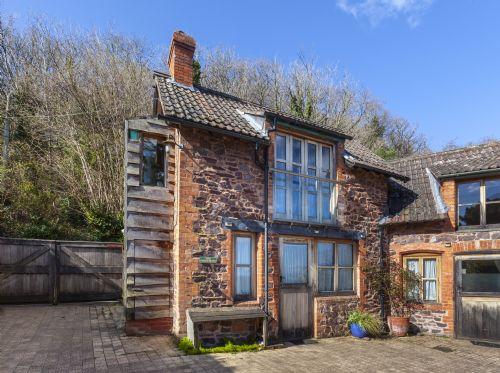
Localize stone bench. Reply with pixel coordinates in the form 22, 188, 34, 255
186, 307, 266, 347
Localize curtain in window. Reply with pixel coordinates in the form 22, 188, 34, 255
406, 259, 420, 299
338, 269, 353, 291
281, 243, 308, 284
318, 243, 334, 292
338, 244, 353, 266
338, 244, 353, 291
407, 259, 419, 273
235, 237, 252, 296
318, 243, 334, 266
318, 269, 334, 292
423, 259, 437, 301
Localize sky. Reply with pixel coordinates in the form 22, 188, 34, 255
2, 0, 500, 151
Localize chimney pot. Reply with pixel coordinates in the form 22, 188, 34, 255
168, 30, 196, 86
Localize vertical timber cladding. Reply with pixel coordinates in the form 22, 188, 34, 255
123, 118, 176, 334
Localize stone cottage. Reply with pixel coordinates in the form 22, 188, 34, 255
122, 30, 500, 344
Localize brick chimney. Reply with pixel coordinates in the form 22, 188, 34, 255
168, 31, 196, 86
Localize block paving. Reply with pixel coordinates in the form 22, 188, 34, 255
0, 302, 499, 372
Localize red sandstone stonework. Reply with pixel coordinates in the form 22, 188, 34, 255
389, 178, 500, 336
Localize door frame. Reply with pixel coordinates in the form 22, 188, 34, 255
278, 236, 313, 340
454, 252, 500, 340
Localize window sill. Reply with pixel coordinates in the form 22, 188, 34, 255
272, 218, 340, 228
457, 225, 500, 232
233, 298, 259, 307
314, 291, 357, 298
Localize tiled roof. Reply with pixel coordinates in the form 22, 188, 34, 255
344, 140, 409, 181
155, 72, 355, 141
386, 141, 500, 224
155, 72, 408, 180
155, 72, 268, 140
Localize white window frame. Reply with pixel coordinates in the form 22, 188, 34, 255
273, 133, 337, 224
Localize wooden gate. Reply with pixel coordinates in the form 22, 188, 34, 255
455, 253, 500, 341
0, 238, 122, 304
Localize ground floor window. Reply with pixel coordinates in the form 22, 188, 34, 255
462, 258, 500, 293
404, 255, 440, 302
234, 235, 255, 300
317, 242, 355, 293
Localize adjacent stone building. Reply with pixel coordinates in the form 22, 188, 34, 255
385, 145, 500, 340
122, 30, 500, 344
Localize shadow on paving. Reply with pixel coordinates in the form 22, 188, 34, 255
2, 302, 500, 372
0, 302, 233, 372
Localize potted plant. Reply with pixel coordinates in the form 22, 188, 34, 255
347, 310, 383, 338
362, 258, 422, 337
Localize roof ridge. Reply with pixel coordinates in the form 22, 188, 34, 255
154, 70, 267, 109
389, 140, 500, 164
153, 70, 352, 139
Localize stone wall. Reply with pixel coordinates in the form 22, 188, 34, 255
337, 141, 389, 314
410, 309, 448, 336
174, 126, 266, 334
197, 318, 262, 347
314, 296, 360, 338
389, 221, 500, 335
172, 126, 393, 341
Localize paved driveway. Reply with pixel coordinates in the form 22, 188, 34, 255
0, 302, 499, 373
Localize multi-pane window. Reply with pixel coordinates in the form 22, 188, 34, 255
458, 179, 500, 227
141, 136, 166, 187
234, 235, 254, 300
317, 243, 355, 293
405, 256, 439, 302
274, 133, 336, 223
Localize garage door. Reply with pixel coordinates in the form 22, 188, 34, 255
455, 254, 500, 341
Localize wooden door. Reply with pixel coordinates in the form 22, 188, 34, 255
280, 241, 311, 340
456, 255, 500, 341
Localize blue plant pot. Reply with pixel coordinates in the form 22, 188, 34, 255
350, 323, 368, 338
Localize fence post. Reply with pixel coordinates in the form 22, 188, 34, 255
48, 242, 60, 305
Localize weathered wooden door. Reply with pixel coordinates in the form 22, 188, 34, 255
455, 254, 500, 341
280, 241, 311, 340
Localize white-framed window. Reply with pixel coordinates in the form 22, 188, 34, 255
317, 242, 355, 293
233, 235, 255, 300
273, 133, 336, 223
405, 255, 440, 302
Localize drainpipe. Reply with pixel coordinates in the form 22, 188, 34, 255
263, 144, 269, 347
262, 117, 276, 347
378, 225, 386, 322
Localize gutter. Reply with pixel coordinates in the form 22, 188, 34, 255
343, 152, 410, 182
438, 167, 500, 180
158, 114, 270, 145
265, 111, 352, 141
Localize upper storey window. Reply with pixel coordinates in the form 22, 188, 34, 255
273, 133, 336, 224
141, 136, 166, 187
458, 178, 500, 227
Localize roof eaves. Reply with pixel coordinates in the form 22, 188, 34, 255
380, 212, 447, 226
265, 111, 353, 140
357, 161, 410, 182
436, 167, 500, 180
158, 113, 270, 144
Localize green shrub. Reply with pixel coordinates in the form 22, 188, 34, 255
347, 310, 383, 337
177, 337, 261, 355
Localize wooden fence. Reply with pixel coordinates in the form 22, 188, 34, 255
0, 237, 123, 304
